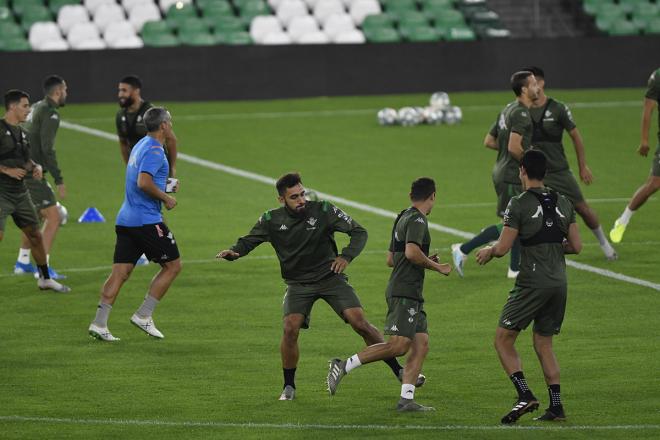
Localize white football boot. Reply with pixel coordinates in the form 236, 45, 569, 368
130, 314, 164, 338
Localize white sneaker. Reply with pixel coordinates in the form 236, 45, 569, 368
130, 313, 164, 338
37, 277, 71, 293
451, 243, 466, 277
507, 269, 519, 279
88, 323, 120, 342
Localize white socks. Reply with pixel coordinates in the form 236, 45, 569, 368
401, 384, 415, 400
17, 248, 31, 264
619, 207, 635, 225
345, 354, 362, 373
590, 226, 609, 247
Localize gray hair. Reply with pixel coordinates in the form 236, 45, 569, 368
144, 107, 171, 132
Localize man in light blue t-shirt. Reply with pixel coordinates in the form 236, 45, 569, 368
88, 107, 182, 342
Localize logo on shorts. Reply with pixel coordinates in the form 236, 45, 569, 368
167, 232, 175, 244
155, 224, 164, 237
279, 224, 288, 231
407, 308, 416, 317
390, 325, 398, 332
502, 319, 513, 326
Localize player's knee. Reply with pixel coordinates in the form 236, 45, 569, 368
390, 338, 411, 357
166, 259, 182, 275
282, 319, 301, 341
26, 228, 42, 244
349, 317, 373, 335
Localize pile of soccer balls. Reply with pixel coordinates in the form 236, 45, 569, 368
377, 92, 463, 127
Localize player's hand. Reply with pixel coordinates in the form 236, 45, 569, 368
638, 144, 650, 157
330, 256, 349, 274
429, 253, 439, 263
3, 167, 27, 180
164, 195, 177, 210
32, 164, 43, 180
57, 183, 66, 199
436, 262, 452, 276
476, 246, 494, 265
579, 166, 593, 185
216, 249, 240, 260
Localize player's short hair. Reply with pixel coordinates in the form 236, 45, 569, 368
521, 66, 544, 79
511, 71, 534, 96
521, 149, 547, 180
119, 75, 142, 90
276, 172, 302, 196
4, 89, 29, 110
410, 177, 436, 202
144, 107, 171, 132
43, 75, 65, 95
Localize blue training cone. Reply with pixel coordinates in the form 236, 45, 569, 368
78, 207, 106, 223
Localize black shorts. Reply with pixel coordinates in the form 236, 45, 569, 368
114, 223, 180, 265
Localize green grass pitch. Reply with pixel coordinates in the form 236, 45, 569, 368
1, 88, 659, 439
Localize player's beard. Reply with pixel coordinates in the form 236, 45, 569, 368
119, 96, 134, 108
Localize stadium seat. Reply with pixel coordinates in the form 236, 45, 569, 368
159, 0, 192, 13
322, 13, 355, 39
179, 29, 216, 45
142, 28, 178, 45
49, 0, 80, 15
67, 21, 99, 44
469, 10, 499, 26
259, 30, 292, 43
287, 14, 318, 41
582, 0, 614, 16
128, 3, 161, 31
332, 28, 364, 42
0, 6, 12, 22
0, 21, 24, 39
19, 5, 52, 31
607, 18, 639, 35
313, 0, 344, 24
11, 0, 43, 17
348, 0, 380, 25
430, 9, 466, 27
0, 36, 31, 50
618, 0, 650, 14
122, 0, 155, 13
267, 0, 284, 8
250, 14, 281, 41
84, 0, 117, 15
93, 4, 126, 33
382, 0, 417, 14
361, 13, 393, 30
646, 17, 660, 33
296, 29, 329, 42
108, 35, 143, 48
396, 10, 428, 26
72, 37, 106, 48
277, 0, 308, 27
443, 25, 475, 40
29, 20, 62, 48
237, 0, 269, 16
421, 0, 453, 9
206, 15, 244, 31
57, 4, 90, 35
37, 38, 70, 50
363, 25, 399, 42
215, 29, 251, 44
399, 23, 438, 41
104, 20, 137, 44
166, 3, 197, 30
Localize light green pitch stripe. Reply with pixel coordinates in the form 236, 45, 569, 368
59, 121, 660, 292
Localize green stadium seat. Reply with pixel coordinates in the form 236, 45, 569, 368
142, 20, 170, 35
206, 15, 243, 32
48, 0, 79, 15
12, 0, 45, 17
237, 0, 268, 15
199, 1, 233, 16
430, 9, 466, 27
19, 5, 51, 30
364, 26, 401, 42
0, 36, 30, 50
607, 18, 639, 35
167, 4, 199, 30
395, 10, 428, 26
594, 4, 627, 31
176, 17, 210, 35
618, 0, 651, 14
382, 0, 417, 14
470, 10, 500, 26
0, 20, 24, 38
215, 29, 251, 44
421, 0, 454, 9
645, 17, 660, 33
142, 32, 180, 47
400, 24, 439, 42
179, 30, 216, 45
632, 2, 659, 19
0, 5, 13, 21
362, 13, 394, 30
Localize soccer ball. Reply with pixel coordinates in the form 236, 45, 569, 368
377, 108, 398, 126
443, 107, 458, 125
429, 92, 450, 110
398, 107, 422, 126
452, 106, 463, 123
423, 107, 444, 125
305, 190, 319, 201
56, 202, 68, 225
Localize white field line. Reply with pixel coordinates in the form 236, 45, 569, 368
64, 100, 640, 123
60, 121, 660, 292
2, 242, 659, 279
0, 415, 659, 432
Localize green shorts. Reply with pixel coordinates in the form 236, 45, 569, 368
383, 297, 428, 339
652, 144, 660, 177
544, 169, 585, 204
495, 181, 522, 218
283, 273, 362, 329
24, 177, 56, 210
0, 188, 40, 232
499, 284, 567, 336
